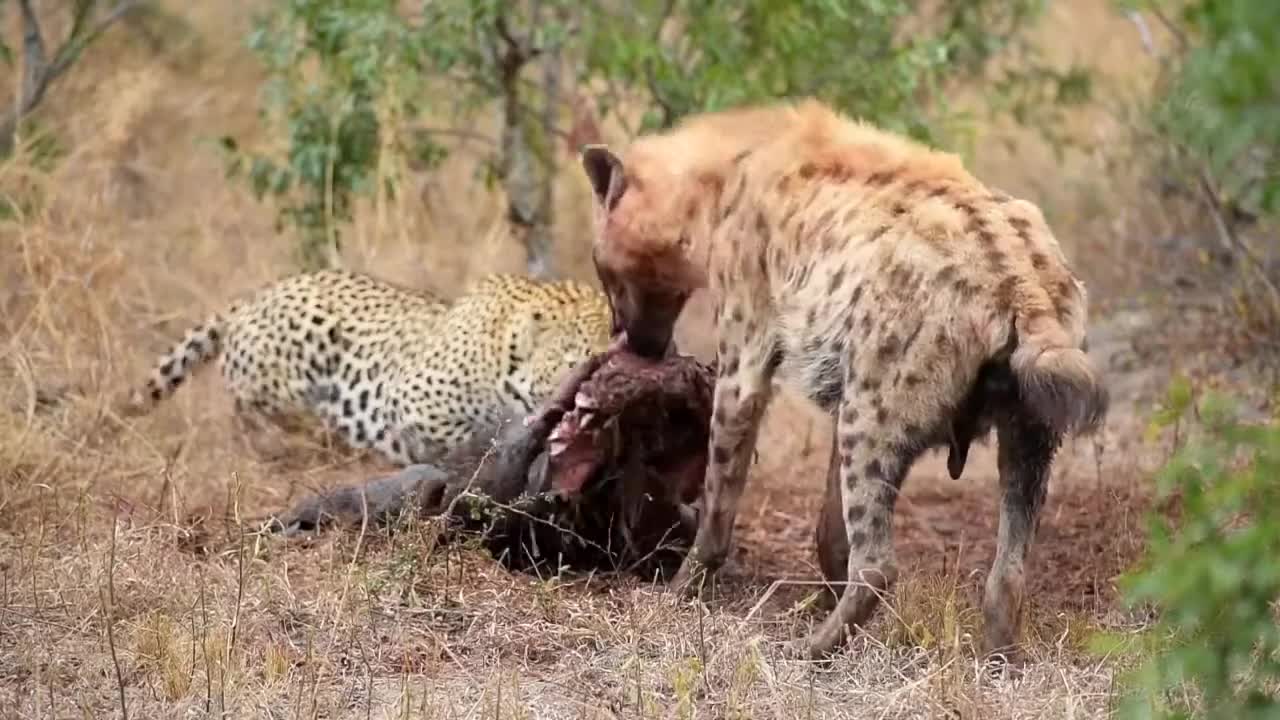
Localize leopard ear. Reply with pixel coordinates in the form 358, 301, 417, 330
581, 144, 627, 211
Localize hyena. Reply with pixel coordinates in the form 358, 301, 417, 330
578, 98, 1107, 662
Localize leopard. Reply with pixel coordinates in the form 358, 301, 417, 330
121, 269, 613, 465
577, 97, 1108, 665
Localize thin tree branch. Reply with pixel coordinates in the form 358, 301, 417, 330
494, 11, 539, 65
409, 125, 497, 147
1125, 10, 1157, 57
494, 12, 521, 54
50, 0, 144, 79
2, 0, 143, 156
1148, 5, 1189, 53
643, 0, 679, 128
1197, 166, 1280, 322
103, 510, 129, 720
18, 0, 49, 106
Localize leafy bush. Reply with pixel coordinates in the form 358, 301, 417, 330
1104, 378, 1280, 719
1147, 0, 1280, 218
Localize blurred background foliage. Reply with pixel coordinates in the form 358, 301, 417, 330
217, 0, 1088, 271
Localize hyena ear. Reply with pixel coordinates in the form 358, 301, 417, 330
581, 144, 627, 211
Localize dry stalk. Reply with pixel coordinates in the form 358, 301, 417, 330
198, 570, 212, 715
102, 509, 128, 720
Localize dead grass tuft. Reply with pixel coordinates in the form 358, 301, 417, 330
881, 567, 983, 657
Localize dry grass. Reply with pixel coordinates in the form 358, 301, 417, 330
0, 1, 1219, 717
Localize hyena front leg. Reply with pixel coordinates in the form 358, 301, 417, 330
983, 408, 1058, 665
671, 335, 776, 599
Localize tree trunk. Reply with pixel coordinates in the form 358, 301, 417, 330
495, 6, 559, 280
534, 41, 563, 277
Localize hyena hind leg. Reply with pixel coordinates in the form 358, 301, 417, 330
800, 395, 929, 660
815, 421, 847, 611
983, 407, 1058, 666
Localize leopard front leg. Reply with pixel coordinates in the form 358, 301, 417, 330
670, 334, 776, 600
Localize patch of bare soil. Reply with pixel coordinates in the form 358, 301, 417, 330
710, 448, 1153, 629
899, 476, 1151, 615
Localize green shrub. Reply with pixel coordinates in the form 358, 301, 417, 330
1144, 0, 1280, 219
1104, 377, 1280, 719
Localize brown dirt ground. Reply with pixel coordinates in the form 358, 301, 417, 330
726, 446, 1155, 620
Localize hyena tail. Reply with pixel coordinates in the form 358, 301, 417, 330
1008, 315, 1108, 437
121, 312, 227, 417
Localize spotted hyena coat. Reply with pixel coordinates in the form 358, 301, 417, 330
579, 99, 1108, 662
122, 270, 612, 465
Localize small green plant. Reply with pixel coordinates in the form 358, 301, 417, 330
668, 655, 704, 720
1104, 377, 1280, 719
222, 0, 444, 270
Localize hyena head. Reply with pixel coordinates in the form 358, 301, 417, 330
580, 143, 708, 359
